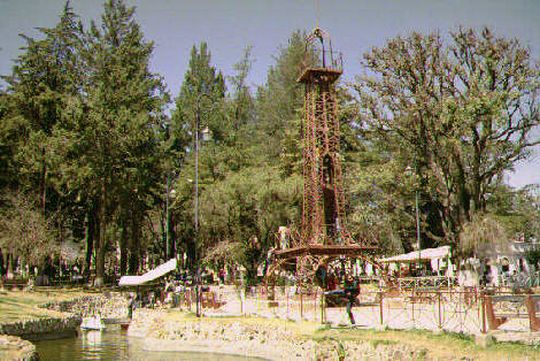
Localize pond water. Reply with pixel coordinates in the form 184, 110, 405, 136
35, 326, 266, 361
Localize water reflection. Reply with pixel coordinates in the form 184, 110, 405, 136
82, 330, 102, 347
36, 326, 266, 361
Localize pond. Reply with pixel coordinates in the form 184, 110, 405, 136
35, 326, 267, 361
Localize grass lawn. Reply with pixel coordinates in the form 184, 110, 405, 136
0, 288, 95, 360
315, 327, 540, 361
0, 288, 92, 323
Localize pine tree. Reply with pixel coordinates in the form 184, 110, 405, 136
170, 42, 227, 268
2, 2, 84, 212
79, 0, 168, 285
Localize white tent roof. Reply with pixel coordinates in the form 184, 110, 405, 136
379, 246, 451, 263
119, 258, 177, 286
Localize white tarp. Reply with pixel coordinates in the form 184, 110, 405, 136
119, 258, 177, 286
379, 246, 451, 263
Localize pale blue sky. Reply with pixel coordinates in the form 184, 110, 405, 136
0, 0, 538, 187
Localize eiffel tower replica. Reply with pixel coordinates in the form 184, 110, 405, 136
270, 28, 377, 283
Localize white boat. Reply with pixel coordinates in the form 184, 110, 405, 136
80, 315, 106, 331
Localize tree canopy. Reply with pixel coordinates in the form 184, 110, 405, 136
0, 1, 538, 286
355, 27, 539, 249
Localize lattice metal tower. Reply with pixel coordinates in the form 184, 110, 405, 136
266, 28, 379, 288
298, 27, 346, 246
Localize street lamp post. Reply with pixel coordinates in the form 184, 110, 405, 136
165, 177, 177, 261
194, 103, 201, 317
194, 97, 213, 318
415, 185, 422, 272
166, 174, 170, 260
406, 165, 422, 273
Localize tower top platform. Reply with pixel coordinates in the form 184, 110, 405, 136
298, 27, 343, 84
297, 67, 342, 84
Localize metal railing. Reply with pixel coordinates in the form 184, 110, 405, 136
166, 284, 540, 336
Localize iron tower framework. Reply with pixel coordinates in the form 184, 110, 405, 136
270, 28, 377, 282
299, 30, 345, 245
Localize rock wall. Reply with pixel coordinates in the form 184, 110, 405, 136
0, 335, 40, 361
132, 312, 430, 361
41, 293, 128, 319
0, 292, 129, 361
1, 292, 127, 341
0, 316, 81, 341
127, 309, 164, 338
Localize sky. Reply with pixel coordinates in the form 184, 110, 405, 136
0, 0, 539, 187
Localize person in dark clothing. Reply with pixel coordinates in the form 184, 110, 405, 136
127, 294, 134, 320
344, 280, 360, 324
324, 279, 360, 324
218, 269, 225, 284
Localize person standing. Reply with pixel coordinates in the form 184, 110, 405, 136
324, 277, 361, 325
344, 279, 360, 325
127, 294, 134, 320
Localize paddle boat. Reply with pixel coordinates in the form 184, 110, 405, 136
80, 315, 106, 331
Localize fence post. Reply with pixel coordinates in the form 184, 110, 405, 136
320, 291, 326, 324
411, 289, 415, 327
437, 290, 443, 330
379, 290, 384, 326
286, 287, 290, 318
256, 287, 259, 314
480, 291, 487, 334
300, 288, 304, 320
240, 287, 244, 316
314, 289, 318, 322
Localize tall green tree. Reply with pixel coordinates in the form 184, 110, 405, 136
76, 0, 168, 285
255, 31, 311, 164
171, 42, 227, 268
0, 91, 17, 192
2, 2, 84, 213
228, 46, 255, 132
172, 42, 226, 149
355, 27, 540, 247
192, 32, 314, 279
0, 2, 86, 276
199, 168, 302, 285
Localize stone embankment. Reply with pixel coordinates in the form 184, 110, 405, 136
0, 316, 81, 340
41, 292, 128, 319
129, 309, 429, 361
0, 292, 128, 361
1, 292, 128, 341
0, 335, 39, 361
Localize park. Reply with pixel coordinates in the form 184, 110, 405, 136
1, 0, 539, 360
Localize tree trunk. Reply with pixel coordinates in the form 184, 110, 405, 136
170, 216, 177, 259
0, 248, 4, 277
160, 205, 166, 259
128, 213, 141, 274
471, 126, 483, 213
94, 182, 107, 288
84, 208, 95, 279
186, 236, 197, 271
120, 220, 128, 276
40, 148, 47, 214
7, 252, 14, 279
95, 239, 107, 288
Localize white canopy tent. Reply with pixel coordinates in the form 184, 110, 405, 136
379, 246, 451, 263
118, 258, 177, 287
